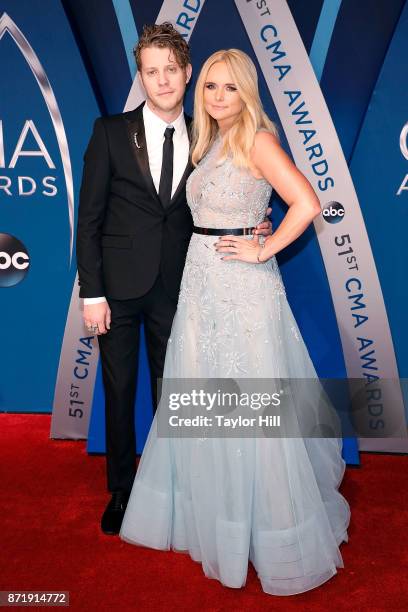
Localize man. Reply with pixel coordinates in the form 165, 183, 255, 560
76, 23, 272, 535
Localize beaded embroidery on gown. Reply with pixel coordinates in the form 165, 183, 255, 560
120, 135, 351, 596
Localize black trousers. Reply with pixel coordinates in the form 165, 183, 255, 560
98, 273, 178, 494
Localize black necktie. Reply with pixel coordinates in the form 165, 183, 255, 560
159, 126, 175, 207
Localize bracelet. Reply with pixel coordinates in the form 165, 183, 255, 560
257, 245, 265, 263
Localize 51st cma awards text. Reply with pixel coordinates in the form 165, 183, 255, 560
168, 415, 281, 429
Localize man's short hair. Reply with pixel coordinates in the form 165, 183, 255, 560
134, 22, 191, 71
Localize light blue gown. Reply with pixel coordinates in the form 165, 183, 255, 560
120, 135, 351, 596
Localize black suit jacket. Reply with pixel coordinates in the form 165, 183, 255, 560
76, 102, 194, 301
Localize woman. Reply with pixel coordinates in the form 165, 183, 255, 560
120, 49, 350, 596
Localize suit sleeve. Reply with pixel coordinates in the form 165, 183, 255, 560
76, 117, 111, 298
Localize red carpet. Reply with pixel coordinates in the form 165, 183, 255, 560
0, 413, 407, 611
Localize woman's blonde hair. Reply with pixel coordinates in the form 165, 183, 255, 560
191, 49, 279, 168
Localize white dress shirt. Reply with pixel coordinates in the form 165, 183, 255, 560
84, 103, 190, 306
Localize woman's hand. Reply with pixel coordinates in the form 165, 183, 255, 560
214, 233, 267, 263
254, 207, 272, 236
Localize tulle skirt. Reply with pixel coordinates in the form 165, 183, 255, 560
120, 234, 351, 595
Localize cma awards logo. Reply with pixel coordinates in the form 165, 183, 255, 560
0, 233, 30, 287
321, 201, 345, 224
0, 12, 74, 263
0, 120, 57, 196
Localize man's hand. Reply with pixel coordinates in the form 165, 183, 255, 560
253, 206, 272, 236
83, 302, 111, 335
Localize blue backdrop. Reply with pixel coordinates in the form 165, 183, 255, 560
0, 0, 100, 411
3, 0, 407, 466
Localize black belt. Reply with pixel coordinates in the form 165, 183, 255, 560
193, 226, 255, 236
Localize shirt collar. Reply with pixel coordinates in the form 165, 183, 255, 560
143, 102, 186, 137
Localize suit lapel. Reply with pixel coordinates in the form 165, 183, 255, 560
125, 104, 193, 210
125, 103, 162, 208
169, 159, 192, 206
168, 112, 193, 207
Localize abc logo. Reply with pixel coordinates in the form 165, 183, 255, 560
0, 233, 30, 287
322, 201, 345, 224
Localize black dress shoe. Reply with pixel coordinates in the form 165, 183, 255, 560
101, 491, 130, 535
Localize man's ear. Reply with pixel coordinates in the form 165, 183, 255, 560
137, 71, 146, 93
185, 63, 193, 84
